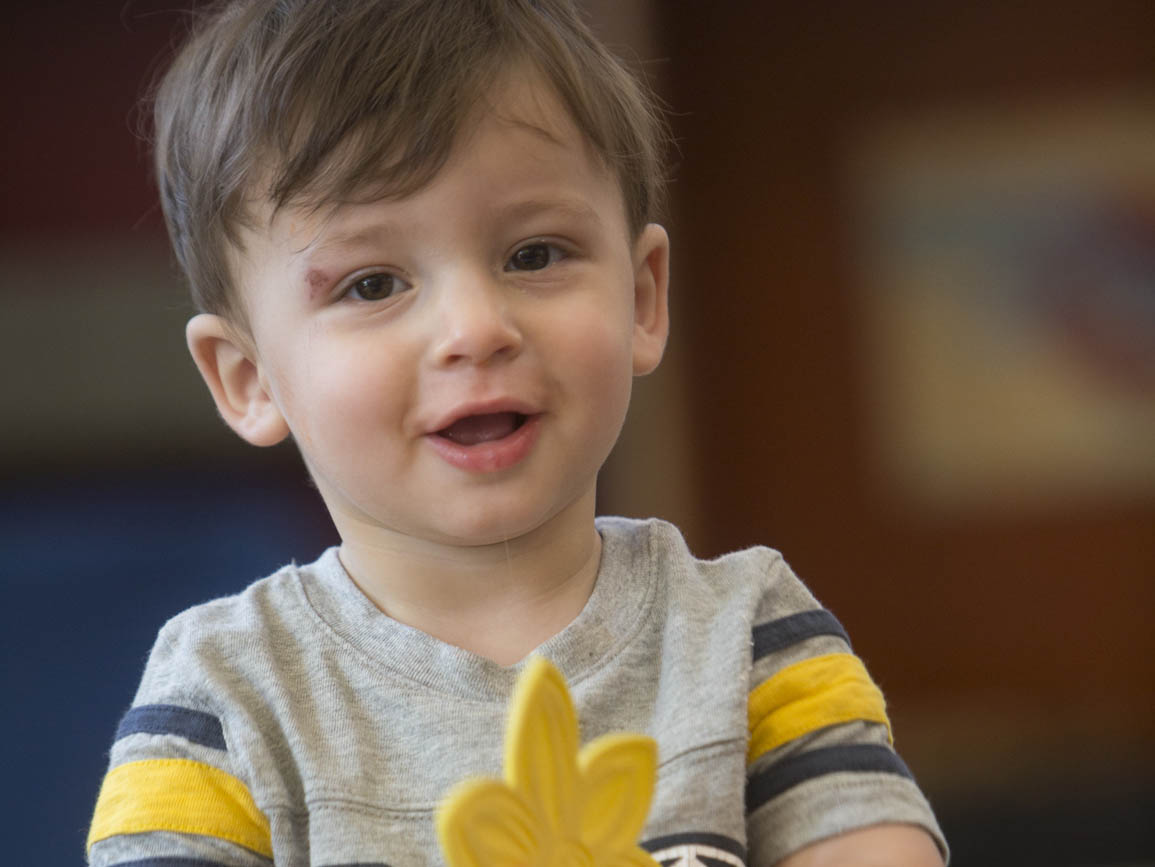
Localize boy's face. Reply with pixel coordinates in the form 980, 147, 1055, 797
199, 72, 669, 548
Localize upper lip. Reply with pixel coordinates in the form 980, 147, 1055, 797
425, 397, 541, 434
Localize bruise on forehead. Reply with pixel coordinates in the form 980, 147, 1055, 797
304, 267, 330, 301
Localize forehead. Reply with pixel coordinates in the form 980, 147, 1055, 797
249, 71, 625, 256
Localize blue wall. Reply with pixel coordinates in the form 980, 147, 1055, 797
2, 465, 337, 866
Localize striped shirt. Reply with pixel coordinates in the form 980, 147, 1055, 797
89, 517, 946, 866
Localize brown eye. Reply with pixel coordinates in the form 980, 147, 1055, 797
348, 272, 408, 301
508, 242, 560, 271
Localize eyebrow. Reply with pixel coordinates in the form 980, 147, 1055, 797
305, 197, 603, 256
299, 222, 400, 259
493, 197, 605, 228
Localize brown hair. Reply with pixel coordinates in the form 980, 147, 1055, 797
152, 0, 669, 327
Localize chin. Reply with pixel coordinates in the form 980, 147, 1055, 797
423, 501, 567, 548
430, 519, 541, 548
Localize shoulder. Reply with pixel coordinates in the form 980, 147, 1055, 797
596, 515, 821, 618
135, 551, 335, 705
87, 557, 327, 867
156, 561, 301, 647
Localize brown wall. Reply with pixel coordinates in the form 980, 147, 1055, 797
656, 0, 1155, 800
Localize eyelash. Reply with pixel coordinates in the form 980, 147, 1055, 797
341, 271, 412, 302
505, 241, 569, 272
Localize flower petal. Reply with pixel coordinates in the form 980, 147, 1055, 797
505, 657, 580, 833
437, 778, 540, 867
577, 733, 657, 852
603, 845, 662, 867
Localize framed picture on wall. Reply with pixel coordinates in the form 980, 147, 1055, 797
853, 99, 1155, 512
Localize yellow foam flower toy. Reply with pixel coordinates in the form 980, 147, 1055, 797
437, 657, 661, 867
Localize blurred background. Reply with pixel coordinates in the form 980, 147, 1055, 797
3, 1, 1153, 864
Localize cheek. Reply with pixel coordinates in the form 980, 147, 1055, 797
273, 341, 406, 449
558, 310, 636, 418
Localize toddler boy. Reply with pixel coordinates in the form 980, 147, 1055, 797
88, 1, 948, 865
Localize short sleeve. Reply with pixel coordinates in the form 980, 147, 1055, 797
744, 560, 948, 865
87, 625, 274, 867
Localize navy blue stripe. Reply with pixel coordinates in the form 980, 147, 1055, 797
642, 831, 746, 861
112, 859, 239, 867
752, 609, 850, 661
113, 859, 386, 867
115, 704, 227, 751
746, 743, 913, 813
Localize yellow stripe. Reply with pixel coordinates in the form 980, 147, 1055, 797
87, 758, 272, 857
747, 653, 891, 764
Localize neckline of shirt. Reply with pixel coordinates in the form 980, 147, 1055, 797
293, 516, 659, 701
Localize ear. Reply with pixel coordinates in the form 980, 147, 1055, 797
630, 223, 671, 376
186, 314, 290, 447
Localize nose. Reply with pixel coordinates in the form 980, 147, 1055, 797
429, 269, 523, 367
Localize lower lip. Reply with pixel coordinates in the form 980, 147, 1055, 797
424, 414, 542, 473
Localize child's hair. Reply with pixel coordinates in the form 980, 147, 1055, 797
153, 0, 669, 328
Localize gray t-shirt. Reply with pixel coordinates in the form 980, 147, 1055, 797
88, 517, 947, 866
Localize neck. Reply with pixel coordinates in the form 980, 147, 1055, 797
334, 488, 602, 666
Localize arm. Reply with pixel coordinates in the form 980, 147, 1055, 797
88, 626, 273, 866
743, 558, 948, 866
776, 823, 945, 867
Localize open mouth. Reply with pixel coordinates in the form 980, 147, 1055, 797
436, 412, 530, 446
